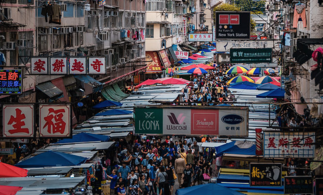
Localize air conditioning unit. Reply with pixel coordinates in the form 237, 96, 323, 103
60, 27, 67, 34
99, 32, 108, 41
17, 40, 26, 47
48, 27, 53, 34
119, 58, 125, 63
1, 8, 12, 20
108, 49, 114, 54
104, 50, 110, 55
91, 10, 98, 16
86, 10, 91, 17
68, 27, 73, 33
105, 11, 110, 17
60, 4, 67, 12
38, 28, 47, 35
111, 11, 118, 16
5, 42, 15, 50
77, 26, 84, 32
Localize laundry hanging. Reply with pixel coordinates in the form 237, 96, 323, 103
293, 3, 306, 28
0, 52, 6, 65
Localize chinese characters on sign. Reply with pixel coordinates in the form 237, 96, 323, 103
263, 132, 315, 158
215, 12, 250, 39
316, 178, 323, 195
175, 51, 189, 59
0, 69, 22, 95
88, 57, 106, 74
145, 52, 163, 73
50, 58, 67, 74
284, 176, 313, 194
230, 48, 272, 63
189, 34, 213, 42
31, 58, 48, 74
3, 105, 34, 138
39, 105, 71, 137
158, 50, 171, 68
69, 57, 86, 74
249, 163, 282, 186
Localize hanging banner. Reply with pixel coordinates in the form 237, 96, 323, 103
50, 57, 68, 74
2, 104, 34, 138
145, 52, 163, 73
215, 11, 250, 40
135, 106, 248, 136
158, 50, 171, 68
250, 163, 282, 186
0, 68, 22, 95
175, 51, 189, 59
183, 17, 187, 36
284, 176, 313, 194
263, 131, 315, 158
39, 104, 72, 138
189, 34, 213, 42
230, 48, 273, 63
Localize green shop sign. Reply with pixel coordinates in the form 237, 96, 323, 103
230, 48, 272, 63
135, 108, 163, 134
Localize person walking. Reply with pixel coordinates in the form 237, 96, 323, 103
175, 153, 186, 188
186, 150, 194, 166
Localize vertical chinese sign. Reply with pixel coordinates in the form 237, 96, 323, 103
31, 57, 48, 74
69, 57, 87, 74
158, 50, 171, 68
88, 57, 106, 74
249, 163, 282, 186
263, 132, 315, 158
50, 58, 67, 74
39, 104, 71, 138
3, 104, 34, 138
0, 69, 22, 94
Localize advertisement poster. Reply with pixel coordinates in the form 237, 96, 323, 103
284, 176, 313, 194
189, 34, 213, 42
163, 109, 191, 135
250, 163, 282, 186
215, 12, 250, 39
158, 50, 171, 68
145, 52, 163, 73
135, 108, 163, 134
0, 68, 22, 95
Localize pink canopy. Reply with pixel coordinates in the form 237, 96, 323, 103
135, 79, 162, 89
135, 78, 190, 88
192, 54, 207, 58
181, 64, 214, 70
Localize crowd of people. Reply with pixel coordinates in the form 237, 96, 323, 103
181, 64, 236, 105
105, 136, 218, 195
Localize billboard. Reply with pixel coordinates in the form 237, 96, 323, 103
216, 40, 277, 52
0, 68, 22, 95
189, 34, 213, 42
215, 12, 250, 40
230, 48, 273, 63
135, 106, 248, 136
263, 131, 315, 158
284, 176, 313, 194
250, 163, 282, 186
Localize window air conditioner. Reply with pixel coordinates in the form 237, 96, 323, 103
5, 42, 15, 50
119, 58, 125, 63
108, 49, 114, 54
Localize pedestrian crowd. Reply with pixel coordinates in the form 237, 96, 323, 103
106, 135, 217, 195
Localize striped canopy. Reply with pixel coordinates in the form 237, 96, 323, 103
226, 66, 248, 75
264, 68, 276, 75
187, 67, 208, 75
227, 76, 254, 85
255, 76, 279, 84
247, 68, 261, 75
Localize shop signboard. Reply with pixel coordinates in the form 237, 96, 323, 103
284, 176, 313, 194
316, 178, 323, 195
39, 104, 72, 138
250, 163, 282, 186
158, 50, 171, 68
175, 51, 189, 59
30, 57, 107, 75
135, 107, 248, 136
145, 52, 163, 73
216, 40, 277, 52
2, 104, 34, 138
189, 34, 213, 42
0, 148, 14, 155
0, 68, 22, 95
215, 12, 250, 39
263, 132, 315, 158
230, 48, 272, 63
135, 108, 163, 134
217, 53, 230, 64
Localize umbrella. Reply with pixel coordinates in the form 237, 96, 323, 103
264, 68, 276, 75
179, 59, 194, 64
192, 54, 207, 58
229, 82, 258, 90
0, 185, 23, 195
135, 79, 161, 88
187, 68, 208, 75
257, 83, 279, 90
188, 56, 199, 60
226, 66, 248, 75
56, 133, 110, 144
159, 78, 190, 85
255, 76, 279, 84
15, 151, 87, 168
247, 68, 261, 75
96, 109, 132, 116
0, 162, 28, 177
181, 64, 199, 70
226, 76, 254, 85
176, 183, 244, 195
256, 88, 285, 98
197, 64, 215, 70
270, 81, 281, 87
93, 100, 122, 109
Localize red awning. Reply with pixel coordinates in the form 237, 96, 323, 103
0, 162, 28, 178
0, 185, 22, 195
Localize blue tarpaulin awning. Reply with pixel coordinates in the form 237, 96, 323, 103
15, 151, 87, 168
256, 88, 285, 98
215, 141, 256, 157
179, 59, 194, 64
257, 83, 280, 90
229, 82, 258, 90
176, 183, 244, 195
93, 100, 122, 109
95, 109, 132, 116
56, 133, 110, 144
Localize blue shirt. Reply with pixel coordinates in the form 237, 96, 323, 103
109, 174, 118, 189
117, 187, 126, 194
141, 159, 148, 167
118, 166, 130, 179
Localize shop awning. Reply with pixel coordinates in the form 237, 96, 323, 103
51, 78, 69, 102
36, 82, 63, 98
180, 44, 198, 52
74, 75, 103, 95
168, 47, 178, 63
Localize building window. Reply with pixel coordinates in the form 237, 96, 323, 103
77, 4, 84, 17
146, 24, 154, 38
118, 46, 124, 58
76, 32, 83, 46
111, 16, 117, 28
53, 35, 61, 49
64, 3, 74, 18
104, 17, 110, 28
18, 32, 33, 65
160, 24, 165, 37
125, 12, 131, 28
166, 1, 174, 12
10, 50, 16, 66
38, 35, 47, 51
146, 0, 165, 11
118, 12, 123, 28
141, 13, 145, 27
